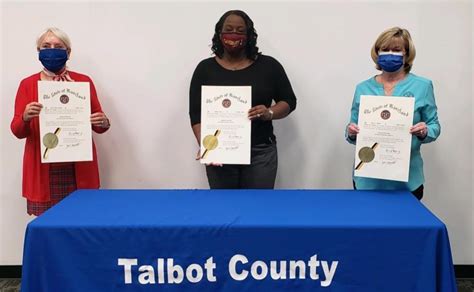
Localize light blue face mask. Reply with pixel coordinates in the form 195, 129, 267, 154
377, 51, 404, 72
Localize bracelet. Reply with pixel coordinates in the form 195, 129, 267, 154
102, 118, 110, 128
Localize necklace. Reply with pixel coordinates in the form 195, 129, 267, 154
383, 83, 396, 90
230, 59, 248, 71
383, 83, 396, 95
377, 74, 405, 95
218, 55, 249, 71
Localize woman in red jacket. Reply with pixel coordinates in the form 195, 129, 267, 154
11, 27, 110, 215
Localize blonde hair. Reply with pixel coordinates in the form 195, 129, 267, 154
36, 27, 72, 52
371, 27, 416, 73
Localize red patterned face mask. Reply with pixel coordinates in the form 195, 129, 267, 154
221, 33, 247, 53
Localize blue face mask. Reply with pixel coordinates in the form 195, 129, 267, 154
39, 48, 68, 73
377, 52, 404, 73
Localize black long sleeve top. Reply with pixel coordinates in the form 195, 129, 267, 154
189, 55, 297, 145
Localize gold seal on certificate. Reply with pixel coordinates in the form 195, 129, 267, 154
38, 81, 92, 163
355, 143, 378, 170
201, 129, 221, 159
200, 86, 251, 165
42, 128, 61, 159
354, 95, 414, 182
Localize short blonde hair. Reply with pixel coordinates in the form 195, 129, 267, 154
371, 27, 416, 73
36, 27, 72, 52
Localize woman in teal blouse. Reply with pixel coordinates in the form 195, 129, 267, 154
346, 27, 440, 200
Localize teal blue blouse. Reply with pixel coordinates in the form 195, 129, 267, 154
346, 73, 441, 191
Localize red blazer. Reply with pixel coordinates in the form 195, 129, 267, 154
10, 71, 109, 202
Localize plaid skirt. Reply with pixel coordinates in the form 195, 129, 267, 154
27, 163, 77, 216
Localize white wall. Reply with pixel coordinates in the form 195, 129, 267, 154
471, 0, 474, 263
1, 0, 472, 265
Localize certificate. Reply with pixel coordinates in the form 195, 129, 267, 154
354, 95, 415, 182
38, 81, 92, 163
200, 86, 251, 165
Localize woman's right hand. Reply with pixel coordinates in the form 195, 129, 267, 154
23, 102, 43, 122
196, 148, 223, 167
196, 148, 201, 161
347, 123, 360, 139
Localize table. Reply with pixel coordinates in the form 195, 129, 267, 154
21, 189, 457, 291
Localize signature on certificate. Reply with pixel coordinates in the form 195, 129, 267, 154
66, 143, 81, 148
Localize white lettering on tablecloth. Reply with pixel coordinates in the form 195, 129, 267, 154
118, 257, 216, 285
117, 254, 338, 287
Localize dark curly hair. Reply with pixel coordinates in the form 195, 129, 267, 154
211, 10, 261, 60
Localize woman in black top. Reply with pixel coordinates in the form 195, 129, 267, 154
189, 10, 297, 189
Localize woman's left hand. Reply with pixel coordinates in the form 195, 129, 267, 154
91, 112, 110, 128
410, 122, 427, 138
248, 105, 272, 121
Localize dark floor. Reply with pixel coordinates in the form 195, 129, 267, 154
0, 279, 20, 292
458, 279, 474, 292
1, 278, 473, 291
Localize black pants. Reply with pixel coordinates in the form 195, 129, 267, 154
206, 143, 277, 189
352, 181, 424, 200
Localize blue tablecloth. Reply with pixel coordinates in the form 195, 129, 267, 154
21, 190, 457, 292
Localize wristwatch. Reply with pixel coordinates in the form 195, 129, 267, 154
268, 109, 274, 120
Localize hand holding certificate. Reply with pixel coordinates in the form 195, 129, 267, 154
200, 86, 251, 165
38, 81, 92, 163
354, 95, 415, 182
